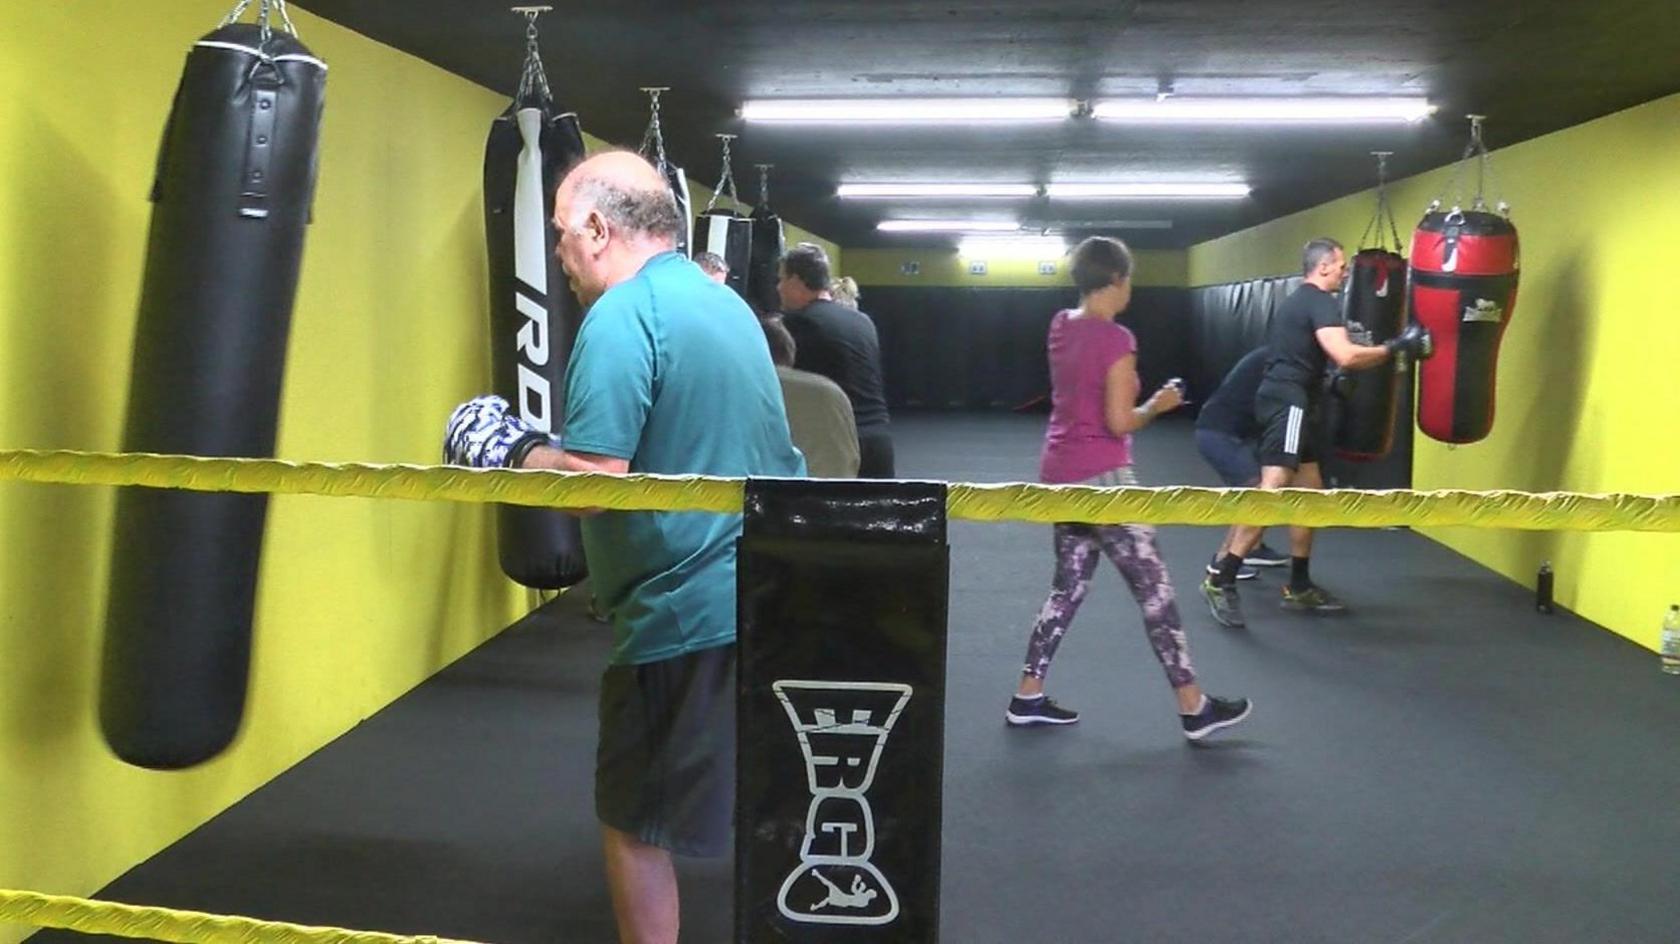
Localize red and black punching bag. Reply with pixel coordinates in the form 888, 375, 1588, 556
1407, 210, 1520, 444
482, 14, 588, 589
1333, 249, 1408, 460
103, 13, 326, 768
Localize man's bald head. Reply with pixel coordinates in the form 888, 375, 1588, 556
556, 150, 683, 245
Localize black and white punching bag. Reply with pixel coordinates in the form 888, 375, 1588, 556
694, 133, 754, 301
747, 164, 785, 315
482, 12, 588, 589
102, 7, 326, 769
638, 88, 692, 257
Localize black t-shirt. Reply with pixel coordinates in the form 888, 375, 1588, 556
1195, 346, 1269, 439
783, 300, 891, 432
1261, 283, 1343, 399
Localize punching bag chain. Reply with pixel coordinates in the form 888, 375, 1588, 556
638, 88, 671, 173
756, 164, 774, 211
1358, 151, 1403, 253
705, 134, 740, 212
222, 0, 300, 50
1440, 115, 1508, 217
513, 6, 553, 102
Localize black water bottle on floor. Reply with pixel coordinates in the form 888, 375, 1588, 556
1535, 562, 1554, 614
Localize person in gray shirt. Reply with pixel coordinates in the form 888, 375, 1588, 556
761, 315, 860, 478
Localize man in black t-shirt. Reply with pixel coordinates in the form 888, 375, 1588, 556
1201, 238, 1431, 628
777, 243, 895, 477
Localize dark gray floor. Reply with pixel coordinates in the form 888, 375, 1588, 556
45, 414, 1680, 944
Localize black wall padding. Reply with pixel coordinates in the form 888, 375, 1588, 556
1186, 276, 1412, 490
103, 24, 326, 769
861, 287, 1190, 411
737, 478, 949, 943
482, 89, 588, 589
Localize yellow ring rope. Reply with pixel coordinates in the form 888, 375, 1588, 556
2, 448, 1678, 531
0, 888, 483, 944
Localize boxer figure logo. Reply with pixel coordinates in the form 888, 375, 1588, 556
1462, 298, 1504, 323
772, 680, 912, 926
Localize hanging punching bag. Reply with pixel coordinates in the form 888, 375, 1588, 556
697, 210, 755, 299
1333, 249, 1408, 460
102, 8, 326, 769
482, 11, 587, 589
694, 134, 754, 302
1407, 210, 1520, 444
747, 164, 785, 315
639, 88, 692, 257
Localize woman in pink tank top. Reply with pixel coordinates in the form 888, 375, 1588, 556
1004, 237, 1253, 741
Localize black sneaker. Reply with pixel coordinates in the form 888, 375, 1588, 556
1243, 543, 1290, 567
1005, 695, 1080, 727
1182, 695, 1253, 741
1205, 556, 1259, 581
1281, 583, 1348, 613
1200, 577, 1246, 628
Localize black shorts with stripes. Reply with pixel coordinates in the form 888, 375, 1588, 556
1255, 383, 1322, 470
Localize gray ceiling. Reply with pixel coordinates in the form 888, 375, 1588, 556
293, 0, 1680, 249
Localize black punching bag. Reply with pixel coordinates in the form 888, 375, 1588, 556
696, 209, 754, 299
665, 163, 694, 258
102, 19, 326, 769
1333, 249, 1408, 460
483, 19, 588, 589
747, 165, 785, 315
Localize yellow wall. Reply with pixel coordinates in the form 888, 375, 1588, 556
845, 247, 1186, 288
1187, 95, 1680, 651
0, 4, 838, 933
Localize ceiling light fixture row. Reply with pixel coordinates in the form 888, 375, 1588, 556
839, 182, 1251, 200
741, 96, 1435, 125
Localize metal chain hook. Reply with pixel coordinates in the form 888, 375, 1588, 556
705, 134, 739, 211
639, 88, 670, 170
512, 6, 553, 101
756, 164, 773, 211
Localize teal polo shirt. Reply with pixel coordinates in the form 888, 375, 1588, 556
562, 251, 806, 665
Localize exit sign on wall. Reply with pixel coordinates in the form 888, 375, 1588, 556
968, 261, 987, 275
1038, 261, 1057, 275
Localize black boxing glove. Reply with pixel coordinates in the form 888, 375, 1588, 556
1385, 322, 1434, 361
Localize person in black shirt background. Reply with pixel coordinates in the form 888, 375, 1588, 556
1201, 237, 1430, 628
777, 243, 895, 477
1194, 346, 1290, 582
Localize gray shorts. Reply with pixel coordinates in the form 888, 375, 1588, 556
596, 644, 736, 857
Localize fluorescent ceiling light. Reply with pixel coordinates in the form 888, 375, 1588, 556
1091, 97, 1435, 124
1046, 182, 1250, 198
957, 236, 1070, 258
742, 98, 1075, 123
839, 183, 1039, 199
878, 220, 1021, 233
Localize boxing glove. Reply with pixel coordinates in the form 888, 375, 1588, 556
1385, 322, 1434, 361
443, 395, 556, 469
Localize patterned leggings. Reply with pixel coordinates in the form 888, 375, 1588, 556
1021, 521, 1196, 689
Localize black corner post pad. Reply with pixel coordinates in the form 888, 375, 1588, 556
736, 478, 950, 943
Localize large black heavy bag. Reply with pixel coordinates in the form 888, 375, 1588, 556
483, 90, 588, 588
102, 24, 326, 769
737, 479, 949, 943
1333, 249, 1408, 460
696, 209, 754, 300
747, 204, 785, 315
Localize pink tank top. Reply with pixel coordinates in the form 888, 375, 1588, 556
1039, 310, 1136, 484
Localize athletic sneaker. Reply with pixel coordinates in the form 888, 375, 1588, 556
1200, 577, 1246, 629
1243, 543, 1290, 567
1206, 556, 1259, 581
1005, 695, 1080, 727
1281, 583, 1348, 613
1182, 695, 1253, 741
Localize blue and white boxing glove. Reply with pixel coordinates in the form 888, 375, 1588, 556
442, 395, 555, 469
